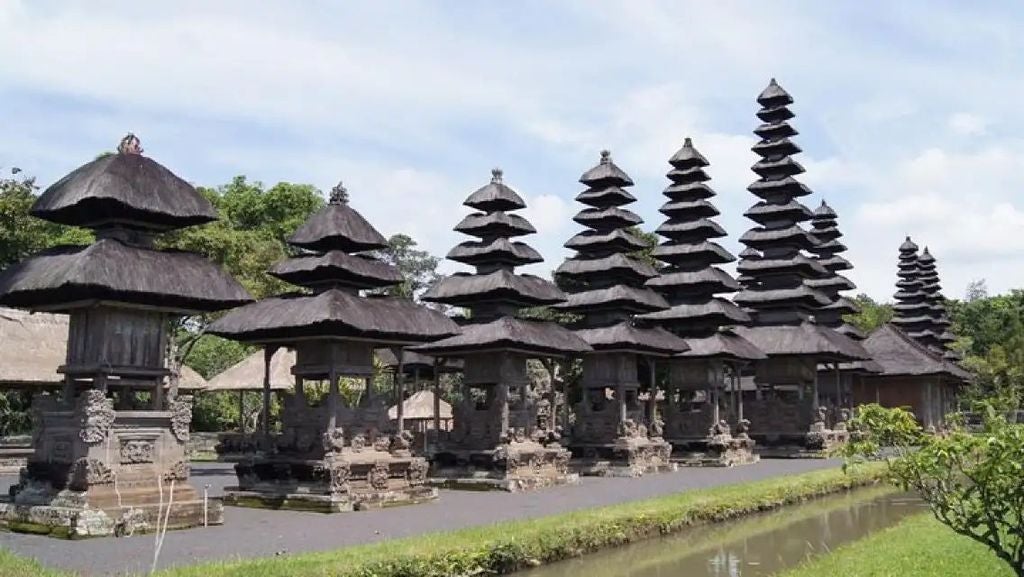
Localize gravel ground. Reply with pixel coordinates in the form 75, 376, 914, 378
0, 459, 840, 576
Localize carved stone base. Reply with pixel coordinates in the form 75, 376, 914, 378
430, 441, 579, 492
752, 427, 849, 459
570, 436, 675, 477
669, 436, 760, 467
224, 451, 437, 513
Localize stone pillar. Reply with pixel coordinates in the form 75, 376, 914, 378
497, 382, 510, 438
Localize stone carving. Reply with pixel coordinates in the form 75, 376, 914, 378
407, 459, 429, 484
372, 434, 391, 452
649, 416, 664, 439
329, 461, 351, 493
119, 439, 155, 464
51, 437, 74, 463
368, 462, 390, 490
163, 460, 190, 481
169, 396, 193, 444
68, 458, 114, 490
350, 434, 367, 452
835, 408, 851, 432
322, 427, 346, 454
391, 430, 413, 456
735, 418, 751, 439
79, 390, 116, 445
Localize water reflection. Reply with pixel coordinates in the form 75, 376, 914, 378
519, 487, 926, 577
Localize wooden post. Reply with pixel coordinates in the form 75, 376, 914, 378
396, 349, 405, 432
647, 357, 657, 424
262, 346, 274, 441
735, 366, 744, 421
560, 359, 570, 432
432, 358, 441, 433
811, 369, 820, 410
834, 363, 842, 409
238, 390, 246, 434
617, 380, 627, 425
327, 344, 339, 430
498, 382, 510, 438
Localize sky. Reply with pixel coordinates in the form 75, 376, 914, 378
2, 0, 1023, 302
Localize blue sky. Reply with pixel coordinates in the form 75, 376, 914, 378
3, 1, 1023, 301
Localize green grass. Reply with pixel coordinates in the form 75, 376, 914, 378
154, 464, 885, 577
778, 512, 1015, 577
0, 549, 68, 577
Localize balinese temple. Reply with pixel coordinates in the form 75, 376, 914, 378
731, 79, 869, 455
553, 150, 683, 476
0, 135, 252, 537
208, 182, 460, 512
637, 139, 764, 466
413, 168, 591, 491
855, 238, 970, 429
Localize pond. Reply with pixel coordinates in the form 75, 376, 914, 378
518, 486, 927, 577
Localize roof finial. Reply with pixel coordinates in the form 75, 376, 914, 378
329, 181, 349, 204
683, 137, 693, 147
769, 77, 778, 85
599, 149, 611, 164
491, 167, 503, 183
117, 133, 143, 155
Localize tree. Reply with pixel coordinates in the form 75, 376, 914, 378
0, 168, 92, 269
373, 233, 440, 300
844, 293, 893, 334
626, 226, 660, 268
845, 403, 1024, 576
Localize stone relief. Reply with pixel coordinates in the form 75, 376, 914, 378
163, 460, 190, 481
119, 439, 155, 464
169, 396, 193, 444
68, 457, 114, 490
78, 390, 116, 445
368, 462, 390, 490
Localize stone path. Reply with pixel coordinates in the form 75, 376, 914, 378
0, 459, 839, 576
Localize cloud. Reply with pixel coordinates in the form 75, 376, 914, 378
948, 113, 989, 136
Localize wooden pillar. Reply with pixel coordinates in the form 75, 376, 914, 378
262, 346, 275, 441
834, 363, 842, 409
432, 358, 441, 433
617, 380, 627, 425
735, 366, 744, 421
647, 357, 657, 423
327, 347, 339, 430
238, 390, 246, 434
811, 368, 820, 410
497, 382, 510, 437
396, 351, 405, 432
560, 359, 570, 432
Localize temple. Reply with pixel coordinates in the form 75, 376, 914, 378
638, 139, 764, 466
731, 80, 869, 456
554, 150, 683, 476
414, 168, 591, 491
0, 135, 252, 537
208, 182, 460, 512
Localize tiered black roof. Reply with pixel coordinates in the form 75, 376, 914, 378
414, 170, 591, 357
636, 139, 761, 361
553, 151, 689, 356
915, 248, 960, 360
209, 182, 459, 344
807, 201, 863, 340
863, 324, 970, 381
890, 237, 934, 342
0, 135, 252, 313
731, 81, 868, 362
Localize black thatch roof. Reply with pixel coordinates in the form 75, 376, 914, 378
463, 169, 527, 212
861, 324, 970, 380
31, 139, 217, 231
411, 316, 591, 357
422, 270, 565, 307
651, 241, 734, 265
638, 298, 751, 326
646, 268, 739, 295
0, 239, 252, 313
269, 251, 401, 290
564, 229, 648, 253
376, 348, 464, 374
555, 253, 657, 283
576, 322, 689, 356
287, 198, 389, 253
573, 206, 643, 229
554, 285, 668, 314
734, 286, 832, 309
446, 238, 543, 267
575, 185, 636, 208
733, 322, 870, 361
454, 211, 536, 238
208, 289, 459, 344
579, 150, 635, 187
677, 329, 767, 361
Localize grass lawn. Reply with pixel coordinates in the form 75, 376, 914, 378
0, 549, 67, 577
779, 512, 1015, 577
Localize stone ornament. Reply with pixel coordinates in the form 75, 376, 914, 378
78, 390, 116, 445
163, 460, 190, 481
329, 462, 351, 494
169, 396, 193, 444
119, 439, 155, 464
322, 427, 346, 454
406, 459, 429, 484
68, 458, 114, 490
368, 462, 390, 490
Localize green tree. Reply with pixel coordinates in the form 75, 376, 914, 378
0, 168, 92, 269
844, 293, 893, 334
373, 234, 440, 299
626, 226, 660, 268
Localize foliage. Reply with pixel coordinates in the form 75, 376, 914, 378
626, 226, 660, 268
0, 167, 92, 270
948, 287, 1024, 410
845, 403, 1024, 576
0, 390, 32, 436
371, 233, 440, 300
779, 513, 1014, 577
153, 465, 885, 577
844, 293, 893, 334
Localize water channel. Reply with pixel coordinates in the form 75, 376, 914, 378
519, 487, 927, 577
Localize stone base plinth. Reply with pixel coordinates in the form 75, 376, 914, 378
226, 450, 436, 513
569, 437, 675, 477
752, 427, 848, 459
669, 436, 759, 467
430, 441, 578, 492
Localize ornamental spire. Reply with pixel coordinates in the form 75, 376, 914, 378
329, 181, 349, 205
117, 133, 143, 155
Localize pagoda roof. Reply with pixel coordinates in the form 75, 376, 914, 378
463, 169, 527, 212
746, 177, 812, 200
739, 247, 762, 259
652, 241, 735, 265
806, 274, 857, 292
0, 238, 252, 313
208, 289, 459, 345
454, 211, 536, 238
733, 322, 870, 361
655, 218, 727, 240
754, 121, 798, 141
836, 323, 867, 341
861, 324, 970, 380
411, 316, 591, 357
447, 238, 543, 267
554, 285, 668, 314
756, 104, 795, 123
555, 253, 658, 283
676, 329, 766, 361
813, 201, 837, 218
659, 199, 720, 219
268, 251, 402, 290
743, 200, 814, 225
579, 150, 635, 187
740, 225, 818, 250
564, 229, 648, 253
422, 270, 565, 307
573, 206, 643, 230
899, 237, 919, 252
668, 138, 710, 169
734, 285, 832, 309
31, 137, 217, 231
646, 267, 739, 294
736, 255, 826, 277
751, 156, 805, 179
662, 181, 715, 202
638, 298, 751, 326
376, 348, 464, 375
757, 78, 794, 106
752, 138, 801, 158
575, 185, 636, 208
288, 198, 389, 253
576, 322, 690, 356
823, 296, 860, 315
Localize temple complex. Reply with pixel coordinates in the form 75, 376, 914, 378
637, 139, 764, 466
916, 248, 961, 360
208, 182, 460, 512
731, 80, 869, 455
414, 168, 591, 491
0, 135, 252, 537
554, 150, 683, 476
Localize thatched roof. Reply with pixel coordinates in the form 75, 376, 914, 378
575, 185, 635, 208
412, 316, 592, 357
554, 285, 668, 314
287, 201, 388, 253
447, 238, 543, 267
423, 270, 565, 307
31, 147, 217, 231
208, 289, 460, 344
861, 324, 970, 381
579, 151, 634, 187
205, 348, 296, 392
677, 330, 766, 361
758, 78, 794, 106
554, 253, 657, 282
268, 251, 401, 290
651, 241, 734, 266
388, 390, 452, 420
732, 323, 870, 362
564, 229, 648, 253
463, 169, 527, 212
376, 348, 464, 374
454, 211, 535, 238
0, 307, 206, 390
638, 299, 750, 326
572, 207, 642, 229
0, 239, 253, 313
744, 200, 813, 225
575, 322, 689, 356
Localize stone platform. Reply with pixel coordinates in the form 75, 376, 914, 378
570, 435, 675, 477
430, 440, 578, 492
668, 421, 759, 467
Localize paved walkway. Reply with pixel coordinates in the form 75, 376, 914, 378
0, 459, 839, 576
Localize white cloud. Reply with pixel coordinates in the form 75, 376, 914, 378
948, 113, 989, 136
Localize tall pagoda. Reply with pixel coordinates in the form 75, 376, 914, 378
891, 237, 933, 344
413, 168, 591, 491
554, 150, 683, 476
917, 248, 960, 360
732, 80, 868, 455
208, 182, 460, 512
638, 138, 764, 466
807, 201, 862, 339
0, 135, 252, 537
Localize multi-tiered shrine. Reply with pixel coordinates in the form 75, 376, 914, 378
415, 169, 590, 491
916, 248, 960, 360
732, 80, 868, 456
554, 151, 683, 476
0, 135, 252, 537
208, 183, 459, 512
638, 139, 764, 466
